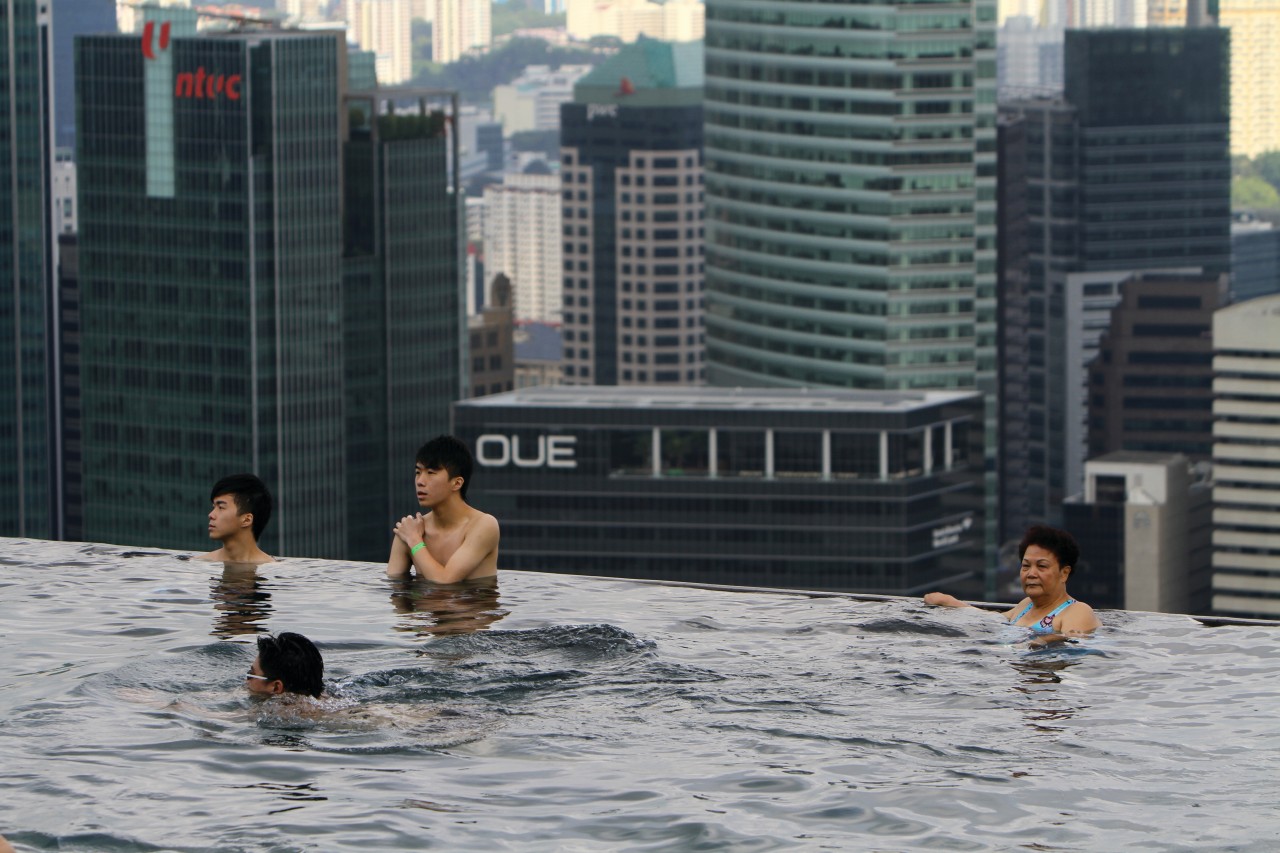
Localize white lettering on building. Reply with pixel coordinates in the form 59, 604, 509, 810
587, 104, 617, 121
475, 434, 578, 469
931, 515, 973, 549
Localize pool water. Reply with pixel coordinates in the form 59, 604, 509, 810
2, 537, 1278, 851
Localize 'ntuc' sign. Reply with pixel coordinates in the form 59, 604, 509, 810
141, 21, 242, 101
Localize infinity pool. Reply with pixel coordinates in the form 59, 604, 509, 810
2, 537, 1278, 851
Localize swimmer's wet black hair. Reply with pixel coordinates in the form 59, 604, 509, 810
1018, 525, 1080, 573
257, 632, 324, 698
211, 473, 273, 541
415, 435, 473, 501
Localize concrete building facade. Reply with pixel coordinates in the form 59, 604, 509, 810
1220, 0, 1280, 157
347, 0, 413, 84
432, 0, 490, 64
1063, 452, 1213, 614
483, 172, 563, 322
567, 0, 703, 43
492, 64, 592, 136
1212, 294, 1280, 618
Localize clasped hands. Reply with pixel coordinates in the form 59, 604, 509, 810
394, 513, 427, 549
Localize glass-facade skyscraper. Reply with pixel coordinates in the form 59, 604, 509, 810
76, 24, 460, 557
1, 0, 54, 539
702, 0, 999, 585
1001, 27, 1231, 527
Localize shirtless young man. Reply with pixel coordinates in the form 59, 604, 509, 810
386, 435, 500, 583
195, 473, 274, 564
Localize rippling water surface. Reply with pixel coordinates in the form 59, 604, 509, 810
2, 538, 1278, 851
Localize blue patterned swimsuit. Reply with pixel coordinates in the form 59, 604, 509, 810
1013, 599, 1076, 634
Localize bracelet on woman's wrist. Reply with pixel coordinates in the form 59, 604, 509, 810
410, 541, 426, 556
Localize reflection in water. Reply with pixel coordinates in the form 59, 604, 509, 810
210, 563, 272, 638
389, 576, 507, 638
230, 781, 328, 816
1008, 655, 1087, 733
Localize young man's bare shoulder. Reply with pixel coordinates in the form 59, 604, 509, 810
465, 507, 500, 533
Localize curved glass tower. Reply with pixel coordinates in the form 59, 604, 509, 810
703, 0, 999, 586
703, 0, 997, 393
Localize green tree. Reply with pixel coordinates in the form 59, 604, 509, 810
1232, 176, 1280, 209
1255, 150, 1280, 188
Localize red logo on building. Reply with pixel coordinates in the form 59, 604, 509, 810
141, 20, 242, 101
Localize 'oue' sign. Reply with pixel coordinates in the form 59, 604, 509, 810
475, 435, 577, 469
142, 21, 242, 102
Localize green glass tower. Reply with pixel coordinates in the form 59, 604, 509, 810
76, 23, 460, 556
1, 0, 53, 538
702, 0, 999, 585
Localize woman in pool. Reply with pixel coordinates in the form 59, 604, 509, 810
924, 525, 1100, 639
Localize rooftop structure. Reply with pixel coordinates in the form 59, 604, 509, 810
455, 386, 985, 594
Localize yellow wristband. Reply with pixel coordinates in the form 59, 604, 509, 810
410, 541, 426, 556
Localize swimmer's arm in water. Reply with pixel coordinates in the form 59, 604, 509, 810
116, 686, 249, 721
922, 592, 970, 608
923, 592, 1020, 621
388, 513, 500, 584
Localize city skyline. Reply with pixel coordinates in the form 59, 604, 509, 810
3, 2, 1280, 615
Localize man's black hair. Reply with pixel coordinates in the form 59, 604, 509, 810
1019, 525, 1081, 574
211, 473, 273, 541
257, 632, 324, 698
415, 435, 474, 501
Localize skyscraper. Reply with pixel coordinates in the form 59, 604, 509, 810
432, 0, 490, 64
346, 0, 413, 84
483, 172, 563, 322
76, 20, 460, 556
1001, 27, 1231, 526
1, 0, 55, 538
560, 38, 705, 386
1086, 272, 1225, 463
1211, 293, 1280, 619
343, 90, 461, 559
1219, 0, 1280, 158
702, 0, 999, 582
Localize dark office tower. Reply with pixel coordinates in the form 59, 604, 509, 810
57, 232, 81, 541
1086, 273, 1225, 463
343, 91, 461, 560
77, 22, 348, 556
559, 37, 705, 386
1230, 218, 1280, 304
1, 0, 54, 539
997, 112, 1031, 549
1002, 27, 1231, 527
51, 0, 116, 148
1064, 29, 1231, 276
702, 0, 1000, 589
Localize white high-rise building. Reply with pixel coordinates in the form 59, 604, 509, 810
1211, 294, 1280, 618
567, 0, 703, 43
483, 173, 563, 323
280, 0, 327, 24
347, 0, 413, 84
432, 0, 491, 64
492, 65, 592, 135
